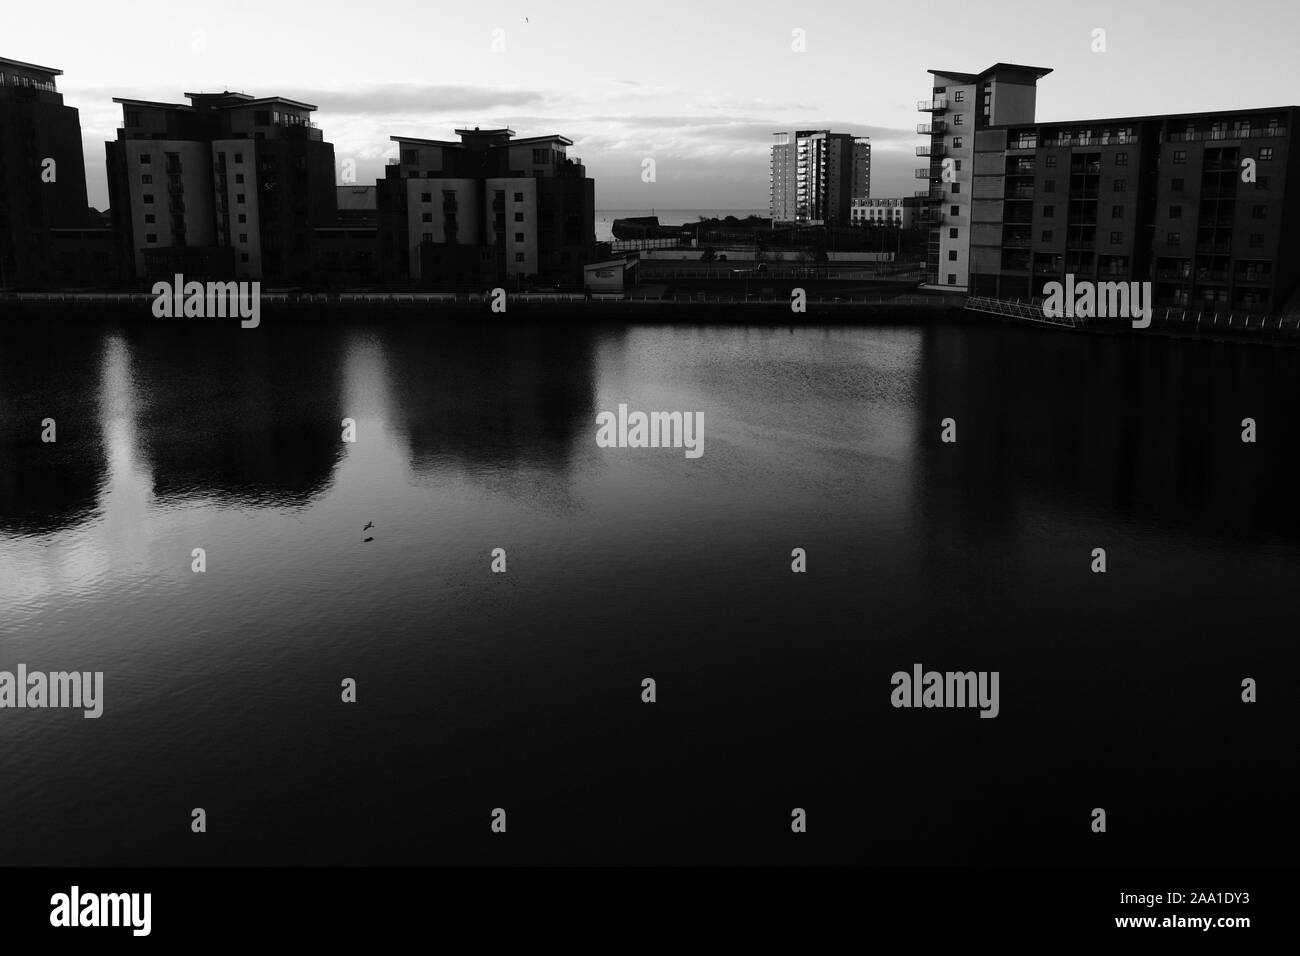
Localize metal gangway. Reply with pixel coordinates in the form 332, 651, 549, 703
964, 296, 1081, 328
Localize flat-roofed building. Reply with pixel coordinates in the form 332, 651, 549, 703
106, 91, 337, 282
0, 57, 94, 287
377, 127, 595, 287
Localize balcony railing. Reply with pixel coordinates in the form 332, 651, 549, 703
1167, 127, 1286, 142
917, 122, 946, 135
917, 97, 948, 112
916, 145, 946, 157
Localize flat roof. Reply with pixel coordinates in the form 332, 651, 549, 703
391, 135, 461, 147
929, 63, 1054, 82
455, 127, 515, 136
219, 96, 317, 111
113, 97, 195, 111
511, 134, 574, 146
0, 56, 62, 76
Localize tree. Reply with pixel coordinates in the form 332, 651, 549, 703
700, 247, 717, 263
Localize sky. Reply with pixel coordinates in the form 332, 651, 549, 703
6, 0, 1300, 211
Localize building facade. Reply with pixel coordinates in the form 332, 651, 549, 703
967, 108, 1300, 314
106, 91, 337, 282
770, 130, 870, 225
916, 64, 1052, 288
851, 197, 920, 229
0, 57, 94, 287
376, 127, 595, 287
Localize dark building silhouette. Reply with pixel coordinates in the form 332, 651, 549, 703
0, 57, 97, 288
377, 127, 595, 288
106, 92, 338, 283
314, 185, 378, 287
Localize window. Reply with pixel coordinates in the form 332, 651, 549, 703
402, 150, 418, 164
1173, 150, 1187, 164
954, 159, 962, 171
950, 205, 959, 216
1171, 178, 1184, 192
954, 114, 963, 125
1260, 147, 1274, 160
515, 232, 525, 242
141, 174, 153, 185
954, 90, 965, 102
144, 214, 155, 224
947, 274, 957, 285
422, 232, 433, 242
531, 148, 550, 164
515, 252, 525, 262
1110, 231, 1123, 244
514, 192, 524, 202
143, 194, 154, 204
1167, 232, 1181, 244
1249, 234, 1264, 247
254, 110, 271, 125
1044, 180, 1055, 193
1045, 156, 1057, 168
145, 233, 157, 243
1043, 205, 1054, 217
139, 154, 152, 165
1115, 153, 1129, 166
1111, 205, 1124, 218
422, 213, 432, 222
1252, 205, 1266, 219
948, 250, 957, 261
1113, 179, 1127, 191
234, 153, 243, 163
1169, 206, 1182, 219
952, 183, 961, 193
238, 214, 246, 223
1041, 230, 1053, 242
239, 233, 248, 243
241, 253, 249, 263
421, 192, 432, 202
953, 138, 963, 148
1257, 176, 1270, 190
237, 194, 245, 204
514, 212, 524, 222
949, 228, 959, 239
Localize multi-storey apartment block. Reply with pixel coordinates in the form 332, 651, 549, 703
376, 127, 595, 287
106, 91, 337, 281
770, 130, 870, 225
0, 57, 94, 287
968, 108, 1300, 314
916, 64, 1052, 288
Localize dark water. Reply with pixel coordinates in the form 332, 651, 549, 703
1, 318, 1296, 866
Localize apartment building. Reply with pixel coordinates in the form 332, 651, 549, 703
770, 130, 871, 225
916, 64, 1052, 288
376, 127, 595, 287
106, 91, 337, 281
968, 108, 1300, 314
0, 57, 94, 287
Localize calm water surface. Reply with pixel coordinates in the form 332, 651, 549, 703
1, 319, 1296, 864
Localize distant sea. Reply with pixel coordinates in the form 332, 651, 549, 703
596, 208, 766, 243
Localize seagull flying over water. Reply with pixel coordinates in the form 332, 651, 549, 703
363, 521, 374, 531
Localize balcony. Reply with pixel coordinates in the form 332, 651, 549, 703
1167, 127, 1286, 142
917, 97, 948, 112
1196, 242, 1232, 254
916, 145, 946, 157
917, 122, 946, 135
915, 168, 939, 179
